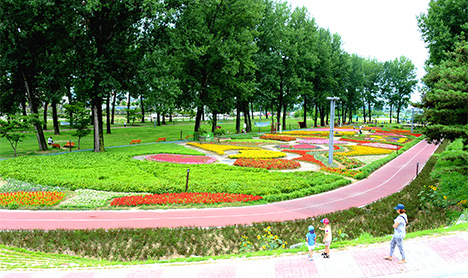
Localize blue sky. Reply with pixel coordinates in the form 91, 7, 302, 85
287, 0, 430, 102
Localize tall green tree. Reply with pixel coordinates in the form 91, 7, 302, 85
73, 0, 152, 152
175, 0, 263, 132
418, 0, 468, 66
0, 0, 61, 151
418, 42, 468, 144
386, 57, 418, 123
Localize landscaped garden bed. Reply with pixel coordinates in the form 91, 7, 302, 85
0, 140, 464, 263
145, 154, 217, 164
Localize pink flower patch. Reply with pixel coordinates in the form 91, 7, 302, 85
278, 143, 319, 149
145, 154, 217, 164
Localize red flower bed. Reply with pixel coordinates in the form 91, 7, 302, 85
233, 158, 300, 170
111, 192, 263, 206
145, 154, 216, 164
260, 135, 296, 141
0, 191, 65, 207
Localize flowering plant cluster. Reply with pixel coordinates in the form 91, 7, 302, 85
0, 191, 65, 207
322, 167, 361, 178
333, 155, 363, 169
260, 134, 296, 141
336, 145, 393, 156
233, 158, 300, 170
111, 192, 263, 206
258, 226, 287, 251
283, 149, 326, 167
228, 149, 286, 159
283, 130, 356, 137
366, 134, 408, 144
145, 154, 217, 164
277, 143, 319, 149
339, 138, 372, 144
359, 142, 402, 150
187, 142, 255, 155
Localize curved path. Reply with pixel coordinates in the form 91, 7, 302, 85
0, 140, 438, 230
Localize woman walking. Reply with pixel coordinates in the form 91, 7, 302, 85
384, 203, 408, 264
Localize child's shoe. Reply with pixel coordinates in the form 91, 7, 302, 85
308, 258, 314, 261
323, 254, 330, 258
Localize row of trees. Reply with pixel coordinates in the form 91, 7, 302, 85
417, 0, 468, 144
0, 0, 418, 153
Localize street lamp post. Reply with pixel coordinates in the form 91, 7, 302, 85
327, 96, 340, 165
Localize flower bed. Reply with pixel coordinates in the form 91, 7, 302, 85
0, 191, 65, 207
228, 149, 286, 159
187, 142, 256, 155
336, 145, 393, 156
340, 138, 372, 144
111, 192, 263, 206
333, 155, 364, 169
283, 150, 326, 167
145, 154, 217, 164
277, 143, 319, 149
260, 135, 296, 141
283, 130, 356, 137
233, 158, 301, 170
359, 142, 402, 150
322, 167, 361, 178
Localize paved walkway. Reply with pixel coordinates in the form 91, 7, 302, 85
1, 231, 467, 277
0, 140, 438, 230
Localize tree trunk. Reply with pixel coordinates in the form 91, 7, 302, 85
211, 111, 217, 132
52, 100, 60, 135
162, 115, 166, 125
319, 105, 325, 127
314, 104, 318, 127
111, 91, 116, 125
126, 93, 131, 121
282, 102, 287, 129
368, 101, 372, 123
303, 95, 307, 126
22, 71, 48, 151
396, 106, 401, 124
43, 102, 48, 130
348, 108, 353, 123
91, 97, 105, 152
21, 98, 28, 116
389, 105, 393, 124
140, 96, 145, 123
251, 103, 254, 120
157, 112, 161, 126
106, 92, 111, 134
194, 106, 203, 132
362, 104, 367, 123
67, 85, 73, 126
236, 100, 241, 133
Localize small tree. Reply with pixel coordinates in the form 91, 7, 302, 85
64, 103, 92, 150
125, 109, 142, 125
0, 115, 30, 157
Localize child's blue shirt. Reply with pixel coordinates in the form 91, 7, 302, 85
306, 232, 316, 246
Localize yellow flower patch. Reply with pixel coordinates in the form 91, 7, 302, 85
228, 149, 286, 159
187, 143, 256, 155
336, 145, 393, 156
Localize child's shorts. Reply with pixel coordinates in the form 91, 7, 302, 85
307, 244, 315, 251
324, 240, 332, 247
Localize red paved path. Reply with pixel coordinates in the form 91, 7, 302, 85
0, 140, 438, 230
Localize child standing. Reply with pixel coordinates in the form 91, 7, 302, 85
306, 225, 316, 261
320, 218, 332, 258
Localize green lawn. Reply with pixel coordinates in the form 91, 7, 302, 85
0, 117, 307, 159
